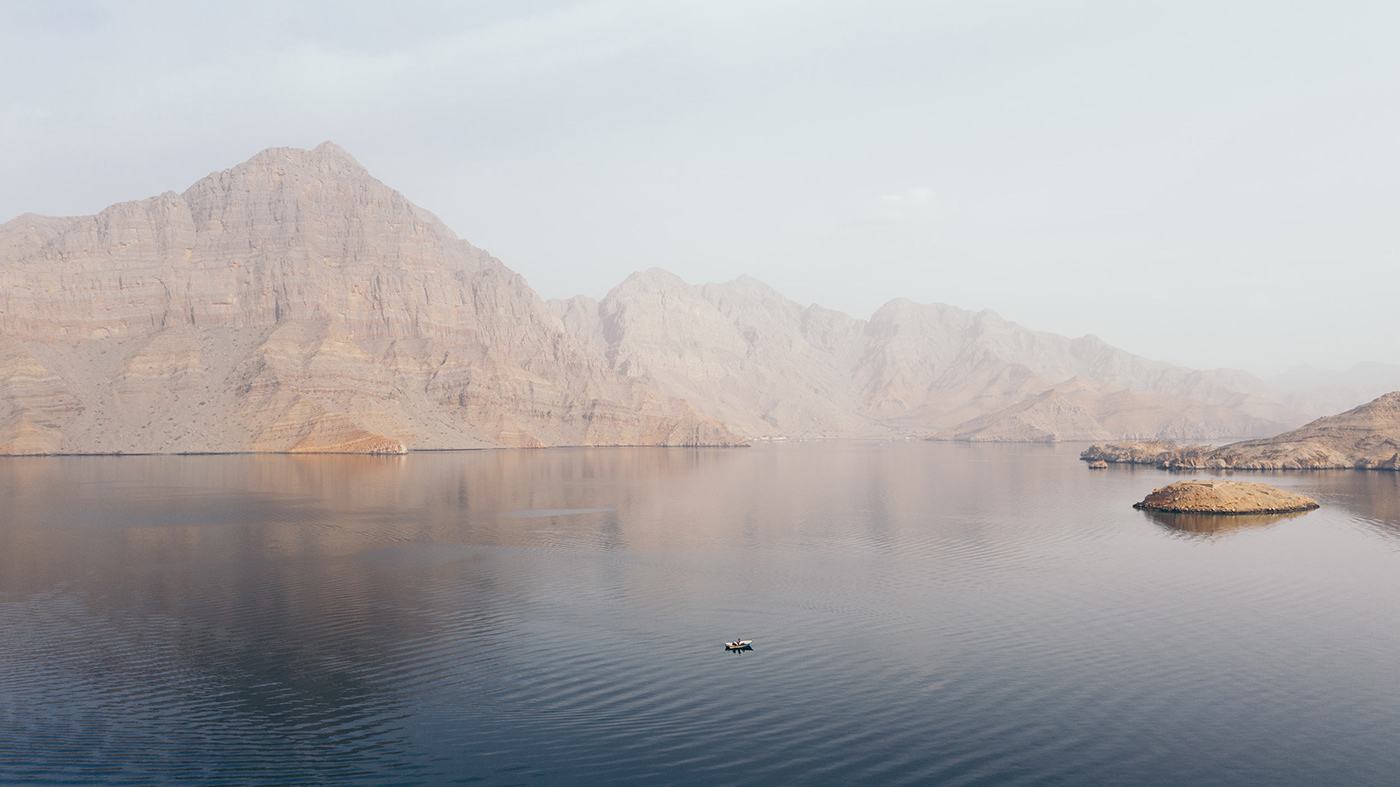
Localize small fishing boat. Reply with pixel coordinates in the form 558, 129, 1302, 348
725, 640, 753, 651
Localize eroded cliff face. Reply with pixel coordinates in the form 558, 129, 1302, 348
552, 271, 1309, 442
0, 143, 743, 454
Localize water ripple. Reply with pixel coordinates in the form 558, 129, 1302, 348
3, 445, 1400, 784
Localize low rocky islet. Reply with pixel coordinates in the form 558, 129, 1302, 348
1133, 480, 1319, 515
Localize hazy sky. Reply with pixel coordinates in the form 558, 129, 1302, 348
3, 0, 1397, 376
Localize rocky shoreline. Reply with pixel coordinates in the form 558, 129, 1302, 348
1082, 392, 1400, 471
1133, 480, 1319, 514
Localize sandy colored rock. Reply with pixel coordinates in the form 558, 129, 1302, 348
1084, 392, 1400, 471
1081, 440, 1192, 466
1088, 460, 1108, 469
0, 141, 1316, 453
0, 337, 83, 454
0, 143, 743, 454
1133, 480, 1319, 514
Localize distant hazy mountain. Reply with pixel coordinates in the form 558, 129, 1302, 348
0, 142, 1317, 455
553, 270, 1307, 441
550, 271, 880, 439
0, 143, 740, 454
1267, 362, 1400, 417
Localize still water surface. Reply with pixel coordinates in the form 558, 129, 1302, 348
2, 443, 1399, 784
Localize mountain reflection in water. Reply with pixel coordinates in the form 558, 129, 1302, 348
2, 443, 1400, 785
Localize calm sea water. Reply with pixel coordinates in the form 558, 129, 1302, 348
2, 442, 1399, 785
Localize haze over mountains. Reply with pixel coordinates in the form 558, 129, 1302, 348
0, 142, 1362, 455
550, 270, 1312, 443
1266, 363, 1400, 420
1084, 392, 1400, 471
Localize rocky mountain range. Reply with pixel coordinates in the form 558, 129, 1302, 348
0, 143, 740, 454
0, 142, 1335, 455
551, 269, 1306, 442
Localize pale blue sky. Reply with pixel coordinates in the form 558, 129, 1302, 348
2, 0, 1397, 376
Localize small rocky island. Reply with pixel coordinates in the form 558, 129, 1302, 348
1134, 480, 1319, 514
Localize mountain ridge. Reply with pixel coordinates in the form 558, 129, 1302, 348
0, 142, 1320, 454
0, 142, 743, 454
552, 268, 1308, 441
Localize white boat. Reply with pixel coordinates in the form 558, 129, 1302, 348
724, 640, 753, 650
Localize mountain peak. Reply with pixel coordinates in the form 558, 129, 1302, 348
313, 139, 351, 156
238, 140, 369, 176
178, 140, 436, 240
712, 274, 785, 301
609, 268, 692, 295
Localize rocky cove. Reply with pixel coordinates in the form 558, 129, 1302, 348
1083, 392, 1400, 471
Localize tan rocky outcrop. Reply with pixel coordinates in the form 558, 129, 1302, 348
1133, 480, 1319, 514
0, 337, 83, 455
1081, 440, 1195, 466
250, 398, 407, 454
1083, 392, 1400, 470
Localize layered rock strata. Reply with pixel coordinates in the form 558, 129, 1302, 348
0, 141, 1324, 454
0, 143, 742, 454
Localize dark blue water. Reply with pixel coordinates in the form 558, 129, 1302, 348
2, 443, 1399, 785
